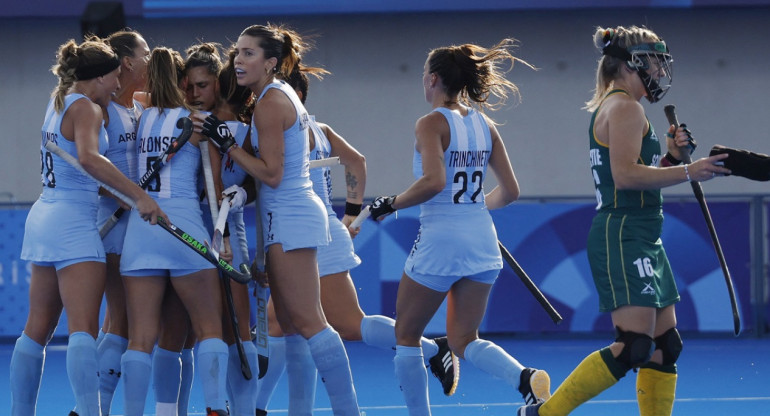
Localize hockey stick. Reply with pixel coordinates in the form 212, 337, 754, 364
201, 144, 253, 380
309, 156, 340, 169
252, 183, 269, 379
99, 117, 193, 238
349, 205, 371, 229
43, 139, 252, 285
664, 104, 740, 335
498, 240, 563, 324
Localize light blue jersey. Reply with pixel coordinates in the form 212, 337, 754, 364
199, 119, 252, 268
308, 116, 334, 215
307, 117, 360, 276
404, 107, 502, 278
136, 107, 198, 200
39, 94, 107, 191
105, 100, 143, 182
22, 94, 108, 264
251, 81, 329, 251
121, 107, 213, 276
98, 99, 144, 253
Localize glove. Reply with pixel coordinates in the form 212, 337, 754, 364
223, 184, 247, 209
680, 123, 697, 153
202, 115, 236, 153
370, 195, 397, 221
710, 145, 770, 181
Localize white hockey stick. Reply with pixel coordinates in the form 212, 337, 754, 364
350, 205, 371, 229
309, 156, 340, 169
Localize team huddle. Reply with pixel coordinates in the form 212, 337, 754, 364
8, 18, 769, 416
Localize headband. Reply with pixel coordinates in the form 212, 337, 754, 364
603, 41, 669, 61
75, 55, 121, 81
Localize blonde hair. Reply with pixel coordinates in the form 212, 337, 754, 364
50, 38, 117, 112
584, 25, 663, 112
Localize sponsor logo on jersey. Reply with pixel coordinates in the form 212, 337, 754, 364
641, 283, 656, 296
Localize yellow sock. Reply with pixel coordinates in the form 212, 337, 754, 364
637, 363, 677, 416
540, 349, 624, 416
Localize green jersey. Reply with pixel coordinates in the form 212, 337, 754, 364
589, 89, 663, 212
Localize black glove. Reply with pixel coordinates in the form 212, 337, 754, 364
202, 114, 236, 153
680, 123, 697, 153
370, 195, 397, 221
710, 145, 770, 181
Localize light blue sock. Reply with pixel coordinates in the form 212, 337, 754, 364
67, 332, 99, 416
121, 349, 152, 416
394, 345, 431, 416
307, 327, 360, 416
255, 336, 286, 411
152, 347, 182, 411
227, 342, 259, 415
178, 347, 195, 416
197, 338, 229, 412
97, 333, 128, 415
96, 329, 106, 345
360, 315, 438, 357
464, 338, 524, 389
10, 333, 46, 416
286, 334, 317, 416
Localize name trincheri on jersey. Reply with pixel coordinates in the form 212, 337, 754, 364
448, 150, 491, 168
138, 136, 173, 153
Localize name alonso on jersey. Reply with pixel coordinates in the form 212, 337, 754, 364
138, 136, 172, 153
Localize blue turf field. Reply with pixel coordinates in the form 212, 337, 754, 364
2, 335, 769, 415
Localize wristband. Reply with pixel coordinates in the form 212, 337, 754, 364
663, 152, 682, 166
684, 164, 692, 182
345, 202, 362, 216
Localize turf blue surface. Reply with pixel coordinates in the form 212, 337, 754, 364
2, 334, 769, 415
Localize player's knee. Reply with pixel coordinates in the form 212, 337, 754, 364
655, 327, 683, 365
615, 326, 654, 368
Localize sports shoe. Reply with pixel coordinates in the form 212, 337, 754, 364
428, 336, 459, 396
255, 410, 267, 416
517, 400, 543, 416
68, 412, 79, 416
518, 367, 551, 405
206, 408, 228, 416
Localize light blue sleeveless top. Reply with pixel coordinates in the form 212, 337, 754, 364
221, 120, 250, 190
40, 94, 108, 192
135, 107, 199, 200
105, 99, 143, 182
251, 80, 313, 198
308, 116, 334, 215
413, 107, 492, 208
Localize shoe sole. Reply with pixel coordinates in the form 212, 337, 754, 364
529, 370, 551, 402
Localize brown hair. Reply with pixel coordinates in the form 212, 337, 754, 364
105, 29, 142, 59
146, 47, 188, 110
239, 23, 328, 81
185, 42, 223, 77
426, 38, 533, 111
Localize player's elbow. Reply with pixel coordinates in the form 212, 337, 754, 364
78, 152, 103, 175
426, 177, 445, 195
503, 187, 520, 205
